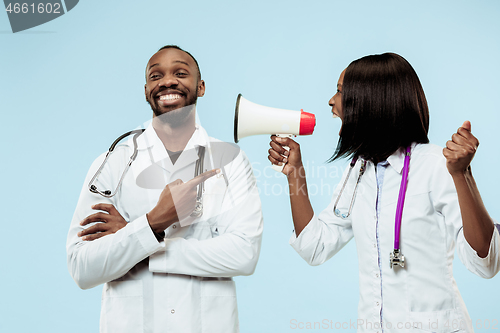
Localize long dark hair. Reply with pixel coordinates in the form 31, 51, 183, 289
330, 53, 429, 163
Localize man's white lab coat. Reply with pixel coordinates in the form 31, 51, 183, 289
67, 123, 263, 333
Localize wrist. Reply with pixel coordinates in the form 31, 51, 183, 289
287, 163, 305, 180
147, 208, 177, 232
450, 165, 472, 178
146, 209, 162, 233
146, 212, 167, 241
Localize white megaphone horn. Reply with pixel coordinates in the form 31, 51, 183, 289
234, 94, 316, 172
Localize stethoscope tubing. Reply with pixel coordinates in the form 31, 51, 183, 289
88, 129, 145, 198
333, 157, 366, 219
394, 146, 411, 251
88, 128, 209, 218
333, 146, 412, 252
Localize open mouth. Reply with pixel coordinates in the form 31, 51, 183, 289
159, 94, 182, 101
154, 90, 186, 106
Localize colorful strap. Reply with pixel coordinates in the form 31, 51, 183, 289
394, 146, 411, 250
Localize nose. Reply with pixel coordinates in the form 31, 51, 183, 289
329, 95, 335, 107
158, 73, 178, 88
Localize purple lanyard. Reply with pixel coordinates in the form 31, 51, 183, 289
390, 146, 411, 268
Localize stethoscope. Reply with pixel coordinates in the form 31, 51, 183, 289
88, 129, 207, 218
333, 146, 411, 269
89, 129, 145, 198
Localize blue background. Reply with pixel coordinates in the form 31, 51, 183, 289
1, 0, 499, 332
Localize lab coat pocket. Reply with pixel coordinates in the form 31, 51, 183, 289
409, 309, 467, 333
202, 175, 228, 219
201, 278, 238, 333
100, 279, 144, 333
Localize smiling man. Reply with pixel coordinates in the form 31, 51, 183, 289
67, 45, 263, 333
145, 46, 203, 125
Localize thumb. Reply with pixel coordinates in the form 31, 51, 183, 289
461, 120, 471, 132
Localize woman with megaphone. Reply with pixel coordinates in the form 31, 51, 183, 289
268, 52, 499, 332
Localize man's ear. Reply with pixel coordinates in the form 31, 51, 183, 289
144, 84, 148, 101
197, 80, 206, 97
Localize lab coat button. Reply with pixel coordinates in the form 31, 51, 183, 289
376, 302, 380, 306
375, 273, 379, 278
171, 309, 175, 314
173, 225, 177, 229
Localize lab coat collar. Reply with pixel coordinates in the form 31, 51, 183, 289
171, 125, 208, 172
136, 121, 209, 149
386, 143, 416, 174
132, 122, 210, 177
135, 122, 158, 150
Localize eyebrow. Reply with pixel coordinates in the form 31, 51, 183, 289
174, 60, 190, 66
148, 63, 159, 71
147, 60, 190, 72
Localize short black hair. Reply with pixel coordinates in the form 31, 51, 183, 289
157, 45, 201, 80
330, 53, 429, 163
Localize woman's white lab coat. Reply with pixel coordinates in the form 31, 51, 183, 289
290, 143, 499, 333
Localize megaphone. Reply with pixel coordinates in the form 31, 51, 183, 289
234, 94, 316, 172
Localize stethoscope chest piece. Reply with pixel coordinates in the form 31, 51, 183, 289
191, 200, 203, 218
390, 249, 405, 268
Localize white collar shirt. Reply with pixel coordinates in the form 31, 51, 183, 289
290, 143, 500, 333
67, 123, 263, 333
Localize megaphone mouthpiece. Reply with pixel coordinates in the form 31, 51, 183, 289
299, 110, 316, 135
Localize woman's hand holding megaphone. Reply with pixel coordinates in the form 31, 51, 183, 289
269, 135, 313, 235
269, 135, 303, 176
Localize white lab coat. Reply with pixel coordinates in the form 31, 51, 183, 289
290, 143, 499, 333
67, 123, 263, 333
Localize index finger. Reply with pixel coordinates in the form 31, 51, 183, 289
271, 135, 290, 145
186, 168, 220, 188
457, 126, 479, 147
271, 135, 299, 148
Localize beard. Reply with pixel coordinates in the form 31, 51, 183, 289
152, 103, 196, 127
148, 88, 198, 127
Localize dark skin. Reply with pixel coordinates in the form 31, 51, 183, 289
147, 169, 219, 234
268, 135, 313, 236
78, 204, 126, 241
443, 121, 494, 258
268, 120, 495, 256
145, 48, 205, 151
269, 66, 495, 254
78, 169, 219, 241
79, 48, 217, 242
266, 70, 345, 236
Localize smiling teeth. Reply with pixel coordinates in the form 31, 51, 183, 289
159, 94, 181, 101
